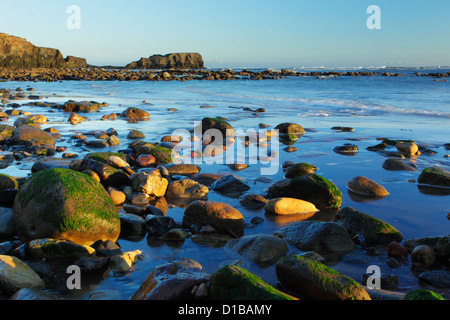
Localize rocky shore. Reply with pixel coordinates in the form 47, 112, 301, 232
0, 85, 448, 301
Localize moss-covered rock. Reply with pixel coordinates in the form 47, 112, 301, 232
267, 174, 342, 211
403, 289, 445, 300
276, 255, 371, 300
337, 207, 403, 246
210, 265, 298, 300
13, 168, 120, 246
418, 166, 450, 188
131, 142, 173, 164
284, 162, 317, 178
201, 117, 236, 137
27, 238, 95, 260
0, 124, 14, 139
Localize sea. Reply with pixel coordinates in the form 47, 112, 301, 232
0, 67, 449, 300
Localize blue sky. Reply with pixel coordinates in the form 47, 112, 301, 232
1, 0, 449, 68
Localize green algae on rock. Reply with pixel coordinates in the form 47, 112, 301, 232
403, 288, 445, 300
13, 168, 120, 246
418, 166, 450, 188
267, 173, 342, 211
276, 255, 371, 300
337, 207, 404, 246
210, 265, 298, 300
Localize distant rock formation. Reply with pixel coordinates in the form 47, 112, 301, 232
0, 33, 87, 69
125, 53, 204, 69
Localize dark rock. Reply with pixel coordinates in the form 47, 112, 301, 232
126, 53, 204, 70
417, 166, 450, 188
382, 158, 417, 171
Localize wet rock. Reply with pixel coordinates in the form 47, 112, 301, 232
193, 172, 227, 186
10, 125, 55, 147
403, 235, 449, 258
331, 126, 354, 132
13, 168, 121, 246
201, 117, 236, 138
396, 142, 419, 154
382, 158, 417, 171
337, 207, 403, 246
9, 288, 61, 300
63, 101, 101, 113
284, 162, 317, 178
418, 270, 450, 288
275, 123, 305, 135
403, 289, 445, 300
108, 187, 126, 205
107, 135, 120, 147
166, 178, 209, 200
276, 255, 371, 300
0, 255, 45, 294
109, 250, 143, 274
347, 176, 389, 198
127, 129, 146, 139
160, 228, 187, 241
417, 166, 450, 188
209, 265, 297, 300
146, 215, 176, 236
131, 259, 210, 300
333, 144, 359, 155
211, 174, 250, 196
0, 174, 19, 190
131, 143, 173, 164
121, 107, 150, 119
27, 238, 95, 260
183, 200, 245, 233
266, 174, 342, 211
119, 213, 147, 236
411, 245, 436, 268
265, 197, 319, 217
92, 240, 121, 257
274, 220, 354, 255
68, 112, 87, 125
226, 234, 288, 263
0, 207, 15, 238
387, 241, 408, 257
165, 163, 201, 176
238, 193, 268, 209
130, 171, 168, 197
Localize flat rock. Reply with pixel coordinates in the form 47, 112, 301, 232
347, 176, 389, 198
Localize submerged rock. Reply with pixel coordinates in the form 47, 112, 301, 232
382, 158, 417, 171
13, 168, 121, 246
226, 234, 288, 263
276, 255, 371, 300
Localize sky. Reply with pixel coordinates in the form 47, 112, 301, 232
1, 0, 449, 68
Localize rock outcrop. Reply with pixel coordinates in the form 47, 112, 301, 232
0, 33, 87, 68
125, 53, 204, 69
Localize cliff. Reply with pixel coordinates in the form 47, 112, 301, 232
125, 53, 204, 69
0, 33, 87, 69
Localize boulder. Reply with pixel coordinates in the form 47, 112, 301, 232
226, 234, 288, 263
276, 255, 371, 300
211, 174, 250, 196
13, 168, 121, 246
266, 174, 342, 211
284, 163, 317, 178
129, 171, 168, 197
209, 265, 297, 300
201, 117, 236, 138
337, 207, 403, 246
396, 142, 419, 154
265, 197, 319, 217
347, 176, 389, 197
26, 238, 95, 260
273, 220, 354, 255
183, 200, 244, 233
10, 125, 55, 147
166, 178, 209, 200
131, 259, 210, 300
417, 166, 450, 188
0, 255, 45, 294
121, 107, 150, 119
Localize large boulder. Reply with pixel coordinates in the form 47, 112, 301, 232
183, 200, 245, 233
417, 167, 450, 188
337, 207, 403, 246
209, 265, 297, 300
273, 220, 354, 255
10, 125, 55, 147
266, 174, 342, 211
276, 255, 371, 300
13, 168, 121, 246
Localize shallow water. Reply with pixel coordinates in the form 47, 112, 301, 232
1, 68, 449, 299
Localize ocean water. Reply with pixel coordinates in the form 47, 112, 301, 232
0, 68, 449, 299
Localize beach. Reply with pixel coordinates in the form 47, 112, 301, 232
0, 67, 449, 301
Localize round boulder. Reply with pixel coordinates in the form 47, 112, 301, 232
13, 168, 121, 246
